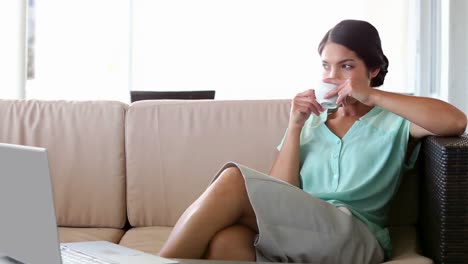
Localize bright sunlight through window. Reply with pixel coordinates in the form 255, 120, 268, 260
27, 0, 412, 102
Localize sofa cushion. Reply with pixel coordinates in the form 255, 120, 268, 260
384, 226, 433, 264
0, 100, 128, 228
388, 167, 420, 226
125, 100, 291, 227
58, 227, 125, 244
118, 226, 172, 255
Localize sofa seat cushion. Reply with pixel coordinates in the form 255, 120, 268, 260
384, 226, 432, 264
118, 226, 172, 255
58, 227, 125, 244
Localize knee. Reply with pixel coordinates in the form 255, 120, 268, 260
205, 225, 256, 260
218, 167, 243, 182
211, 167, 245, 194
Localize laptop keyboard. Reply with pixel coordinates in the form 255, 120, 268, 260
60, 245, 114, 264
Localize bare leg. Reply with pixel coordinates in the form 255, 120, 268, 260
158, 167, 258, 259
204, 224, 256, 261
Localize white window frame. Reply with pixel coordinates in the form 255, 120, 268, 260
414, 0, 442, 98
445, 0, 468, 120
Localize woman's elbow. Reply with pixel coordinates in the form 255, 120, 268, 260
454, 112, 467, 135
436, 112, 467, 137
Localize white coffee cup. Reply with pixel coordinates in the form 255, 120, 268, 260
314, 81, 338, 109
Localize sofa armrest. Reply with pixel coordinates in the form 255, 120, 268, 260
419, 134, 468, 264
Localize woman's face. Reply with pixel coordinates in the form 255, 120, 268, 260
320, 42, 371, 84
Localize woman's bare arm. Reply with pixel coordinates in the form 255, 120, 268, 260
268, 89, 324, 187
368, 90, 467, 138
268, 126, 302, 187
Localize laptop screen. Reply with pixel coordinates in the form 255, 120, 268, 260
0, 143, 62, 264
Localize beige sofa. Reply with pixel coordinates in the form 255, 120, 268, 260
0, 99, 452, 263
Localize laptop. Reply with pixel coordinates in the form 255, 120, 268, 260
0, 143, 177, 264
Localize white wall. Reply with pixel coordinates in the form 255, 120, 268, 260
0, 0, 26, 99
447, 0, 468, 124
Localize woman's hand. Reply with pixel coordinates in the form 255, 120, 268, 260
289, 89, 324, 129
323, 77, 374, 106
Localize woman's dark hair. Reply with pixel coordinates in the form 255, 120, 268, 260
318, 20, 389, 87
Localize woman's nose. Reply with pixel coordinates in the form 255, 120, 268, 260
327, 67, 340, 79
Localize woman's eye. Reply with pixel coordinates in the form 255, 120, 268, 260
342, 64, 354, 69
322, 64, 330, 69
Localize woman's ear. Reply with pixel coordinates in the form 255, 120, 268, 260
370, 68, 380, 78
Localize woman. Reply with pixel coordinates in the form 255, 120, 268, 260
159, 20, 467, 263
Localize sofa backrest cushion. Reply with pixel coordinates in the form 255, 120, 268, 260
0, 100, 127, 228
125, 100, 291, 226
125, 99, 419, 228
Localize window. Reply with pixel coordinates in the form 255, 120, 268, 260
131, 0, 414, 100
25, 0, 416, 102
26, 0, 130, 102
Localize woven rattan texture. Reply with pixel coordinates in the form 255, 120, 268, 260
420, 134, 468, 264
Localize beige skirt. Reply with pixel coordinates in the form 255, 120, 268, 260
212, 162, 384, 264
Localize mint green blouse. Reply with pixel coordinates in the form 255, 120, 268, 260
278, 106, 421, 258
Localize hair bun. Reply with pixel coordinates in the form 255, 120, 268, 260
371, 55, 389, 87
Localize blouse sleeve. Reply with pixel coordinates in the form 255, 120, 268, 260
277, 111, 328, 151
